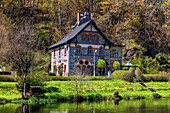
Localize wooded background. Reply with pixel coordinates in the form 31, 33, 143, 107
0, 0, 169, 74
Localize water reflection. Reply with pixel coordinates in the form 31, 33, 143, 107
114, 100, 120, 106
21, 104, 30, 113
0, 99, 169, 113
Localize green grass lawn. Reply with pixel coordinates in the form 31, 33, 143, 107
0, 80, 170, 101
0, 82, 21, 100
44, 80, 170, 99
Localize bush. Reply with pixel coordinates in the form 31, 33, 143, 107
113, 61, 120, 69
49, 76, 71, 81
135, 67, 144, 81
112, 69, 133, 82
16, 71, 48, 92
0, 75, 16, 82
48, 75, 112, 81
143, 74, 169, 82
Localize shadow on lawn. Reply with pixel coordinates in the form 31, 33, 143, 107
45, 87, 61, 93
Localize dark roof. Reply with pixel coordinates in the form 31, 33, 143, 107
49, 20, 91, 49
49, 19, 123, 49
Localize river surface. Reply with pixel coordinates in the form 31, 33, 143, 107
0, 99, 169, 113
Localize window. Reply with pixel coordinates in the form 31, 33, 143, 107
76, 65, 81, 71
88, 35, 92, 43
54, 49, 55, 57
59, 49, 61, 58
85, 61, 88, 65
58, 66, 60, 74
64, 65, 66, 73
76, 46, 81, 54
82, 35, 86, 42
94, 35, 98, 44
64, 48, 67, 56
99, 47, 103, 55
79, 61, 83, 65
88, 46, 93, 55
110, 49, 119, 58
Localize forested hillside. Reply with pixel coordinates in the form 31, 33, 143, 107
0, 0, 169, 74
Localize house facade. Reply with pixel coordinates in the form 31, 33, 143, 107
49, 11, 123, 76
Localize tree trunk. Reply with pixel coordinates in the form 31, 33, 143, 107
100, 67, 101, 76
58, 0, 61, 31
24, 74, 26, 97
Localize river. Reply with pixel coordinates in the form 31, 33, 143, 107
0, 99, 169, 113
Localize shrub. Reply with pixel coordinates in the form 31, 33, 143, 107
113, 61, 120, 69
48, 76, 112, 81
0, 75, 16, 82
49, 76, 71, 81
135, 67, 144, 81
143, 74, 169, 82
112, 70, 133, 82
16, 71, 48, 92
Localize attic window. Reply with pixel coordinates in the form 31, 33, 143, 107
94, 35, 98, 44
82, 35, 86, 43
88, 35, 92, 43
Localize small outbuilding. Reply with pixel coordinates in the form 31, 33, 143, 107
122, 61, 137, 69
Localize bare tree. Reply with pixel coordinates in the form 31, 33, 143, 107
6, 23, 38, 98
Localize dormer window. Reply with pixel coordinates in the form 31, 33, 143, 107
88, 35, 92, 43
88, 46, 93, 55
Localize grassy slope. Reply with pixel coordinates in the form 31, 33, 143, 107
0, 82, 21, 100
0, 80, 170, 100
44, 80, 170, 99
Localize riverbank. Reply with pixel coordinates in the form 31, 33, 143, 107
0, 80, 170, 103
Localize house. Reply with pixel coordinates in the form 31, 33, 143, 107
49, 11, 123, 76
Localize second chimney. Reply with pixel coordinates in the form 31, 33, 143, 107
77, 12, 81, 26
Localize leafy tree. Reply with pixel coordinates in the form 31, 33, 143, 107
17, 70, 48, 93
155, 53, 170, 72
5, 23, 39, 97
96, 59, 106, 76
112, 61, 120, 70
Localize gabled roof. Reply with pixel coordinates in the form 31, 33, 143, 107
49, 19, 123, 49
122, 61, 137, 67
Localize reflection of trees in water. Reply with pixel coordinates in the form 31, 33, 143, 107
21, 104, 44, 113
76, 102, 83, 113
21, 104, 69, 113
114, 100, 119, 106
21, 104, 30, 113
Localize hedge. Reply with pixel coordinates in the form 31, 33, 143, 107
48, 76, 112, 81
142, 74, 169, 82
111, 68, 133, 82
0, 75, 16, 82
